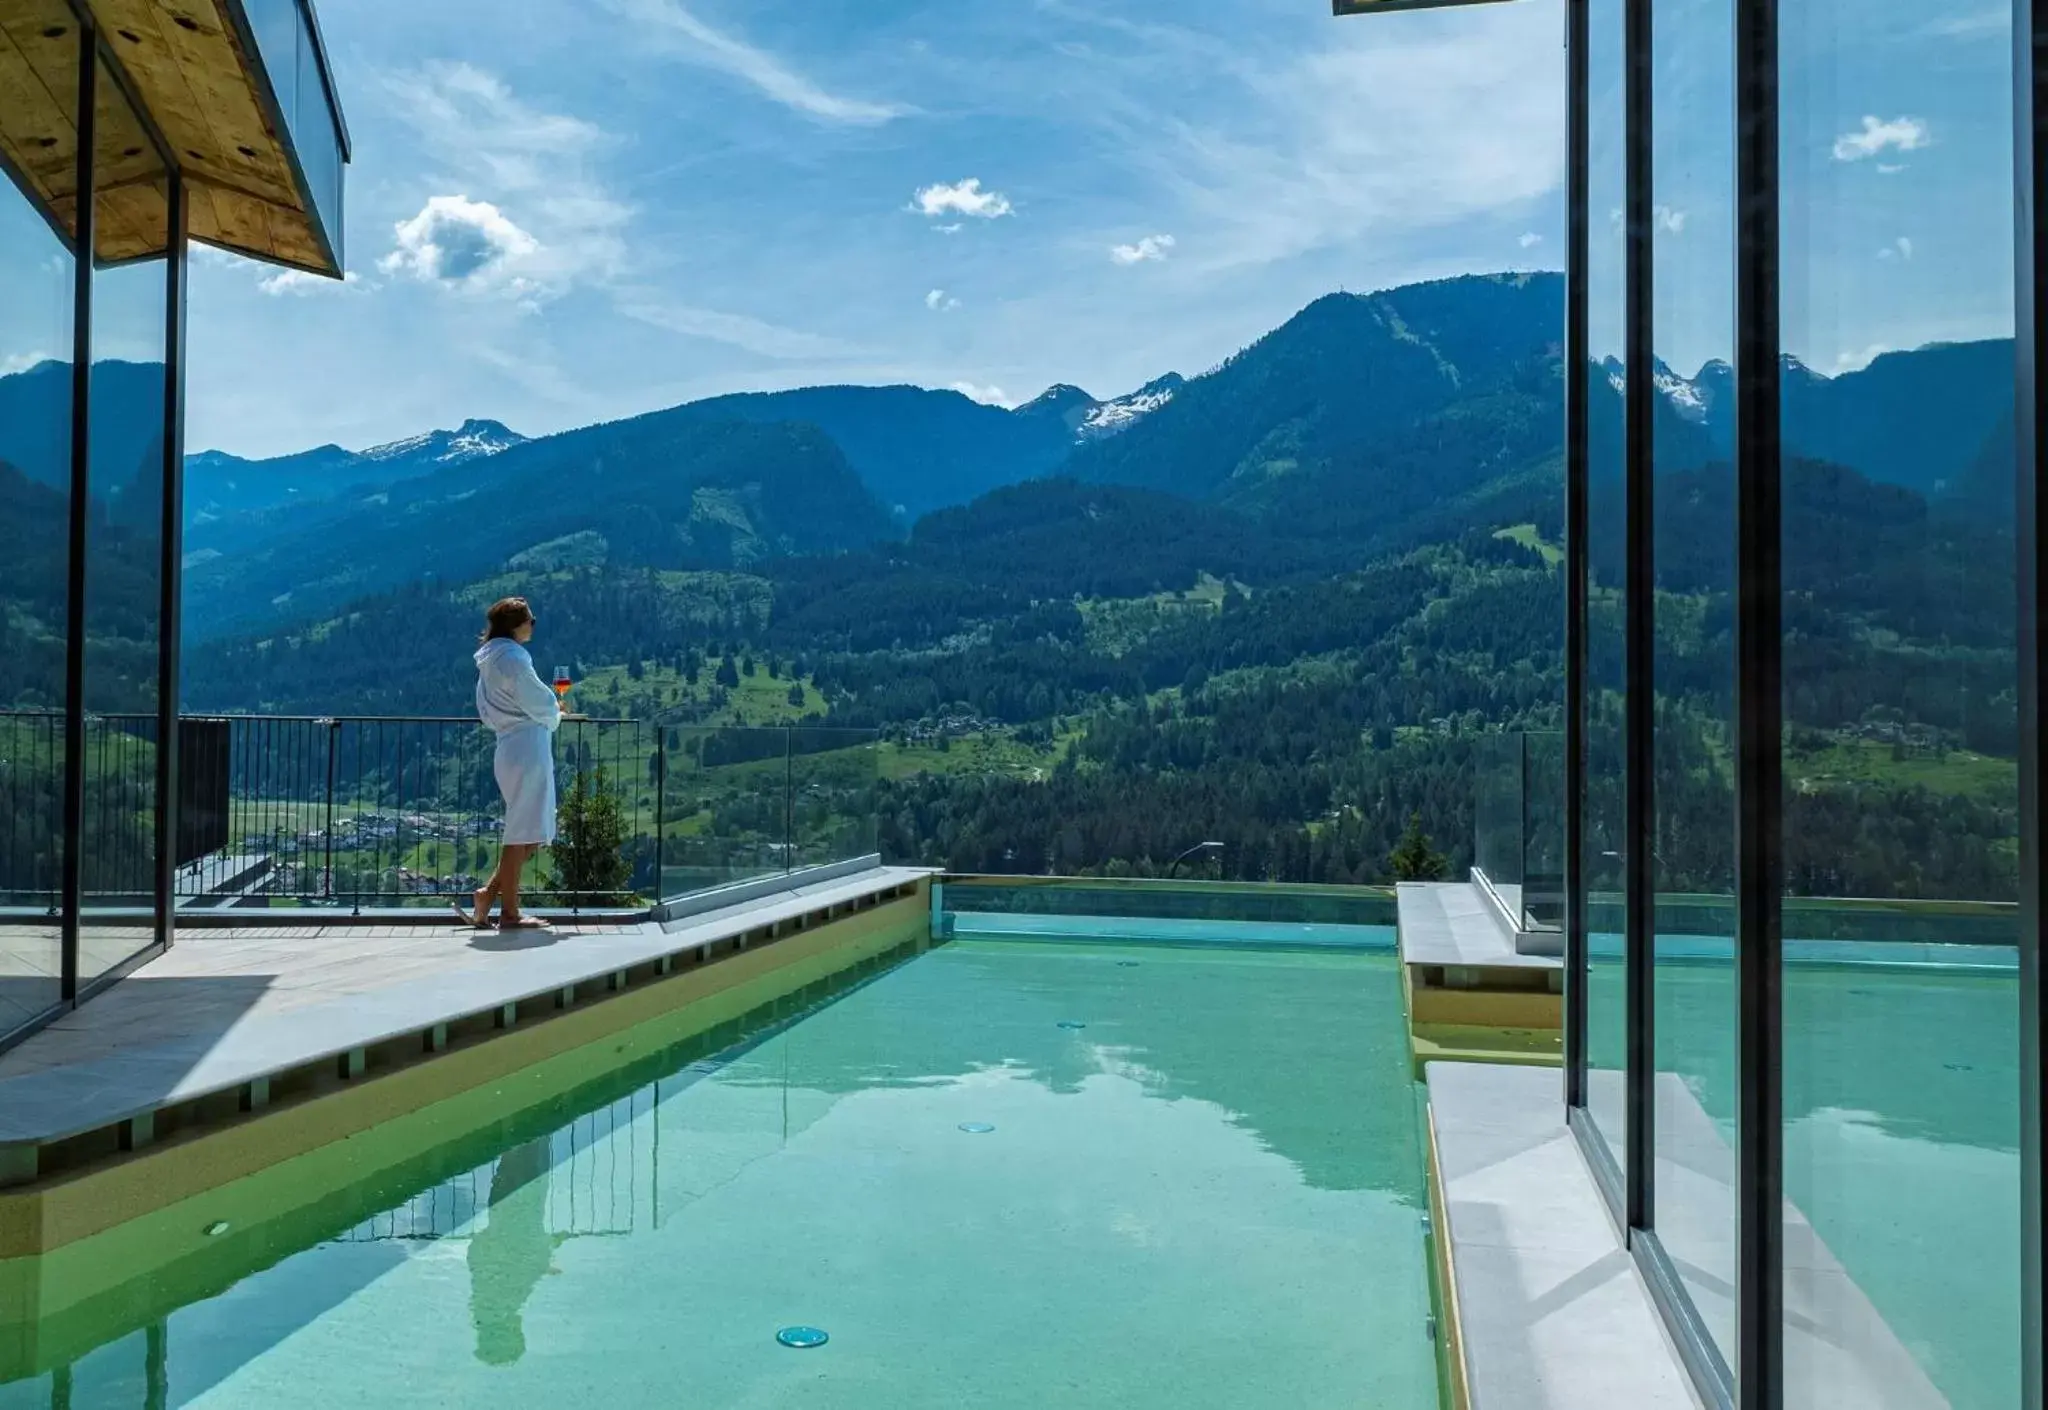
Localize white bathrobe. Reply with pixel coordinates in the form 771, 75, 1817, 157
474, 639, 562, 845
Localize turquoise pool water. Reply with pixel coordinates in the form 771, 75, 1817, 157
1, 938, 1439, 1409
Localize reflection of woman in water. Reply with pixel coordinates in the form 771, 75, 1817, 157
469, 1138, 554, 1366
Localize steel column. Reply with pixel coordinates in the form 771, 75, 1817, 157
154, 173, 188, 947
1563, 0, 1591, 1114
2013, 1, 2048, 1401
59, 21, 95, 1003
1733, 0, 1784, 1403
1622, 0, 1656, 1233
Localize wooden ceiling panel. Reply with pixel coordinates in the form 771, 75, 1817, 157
0, 0, 341, 273
100, 0, 298, 207
0, 3, 84, 230
96, 177, 171, 262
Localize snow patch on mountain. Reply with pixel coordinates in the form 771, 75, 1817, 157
359, 418, 524, 465
1079, 373, 1185, 441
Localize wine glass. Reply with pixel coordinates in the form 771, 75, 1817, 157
553, 666, 572, 706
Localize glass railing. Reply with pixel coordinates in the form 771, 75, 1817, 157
238, 0, 346, 262
0, 715, 882, 915
935, 874, 1396, 948
1472, 730, 1564, 932
654, 725, 880, 902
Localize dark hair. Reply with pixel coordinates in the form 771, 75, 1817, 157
480, 597, 534, 644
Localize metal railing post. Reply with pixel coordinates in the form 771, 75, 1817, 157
1519, 730, 1531, 927
324, 720, 338, 903
654, 727, 667, 901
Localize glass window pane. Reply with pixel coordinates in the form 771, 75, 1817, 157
82, 57, 168, 980
1778, 7, 2020, 1405
247, 0, 300, 137
293, 12, 341, 247
1648, 0, 1738, 1372
1580, 0, 1629, 1167
0, 5, 78, 1037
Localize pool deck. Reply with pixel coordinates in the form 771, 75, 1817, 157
0, 866, 931, 1187
1428, 1061, 1700, 1410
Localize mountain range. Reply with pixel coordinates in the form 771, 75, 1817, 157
131, 269, 2019, 897
0, 270, 2018, 672
1620, 338, 2012, 498
185, 418, 526, 522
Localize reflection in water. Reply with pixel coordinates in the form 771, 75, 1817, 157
1, 939, 1436, 1410
468, 1139, 555, 1366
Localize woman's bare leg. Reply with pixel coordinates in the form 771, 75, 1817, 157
499, 843, 539, 927
463, 843, 523, 927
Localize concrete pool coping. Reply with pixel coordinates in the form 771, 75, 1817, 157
0, 867, 934, 1201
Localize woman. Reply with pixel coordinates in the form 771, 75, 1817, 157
458, 597, 568, 931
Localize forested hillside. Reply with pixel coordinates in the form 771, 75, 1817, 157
163, 272, 2021, 895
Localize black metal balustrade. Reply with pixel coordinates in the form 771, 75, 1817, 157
0, 713, 880, 913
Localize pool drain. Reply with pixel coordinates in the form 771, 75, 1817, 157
777, 1326, 829, 1349
958, 1122, 996, 1134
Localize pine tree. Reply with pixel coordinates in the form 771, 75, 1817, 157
553, 765, 633, 902
1388, 812, 1449, 882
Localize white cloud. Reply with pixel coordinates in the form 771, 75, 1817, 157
1877, 163, 1906, 176
934, 223, 963, 235
607, 0, 905, 125
1101, 6, 1564, 272
258, 268, 365, 296
1110, 234, 1176, 265
617, 299, 863, 360
1654, 205, 1686, 234
925, 289, 960, 311
1836, 342, 1891, 373
912, 179, 1013, 220
950, 381, 1013, 407
381, 196, 541, 289
1877, 236, 1914, 262
1924, 8, 2004, 39
0, 351, 53, 376
384, 64, 631, 297
1833, 115, 1930, 163
1518, 232, 1543, 249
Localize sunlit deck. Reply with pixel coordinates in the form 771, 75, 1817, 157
0, 867, 930, 1208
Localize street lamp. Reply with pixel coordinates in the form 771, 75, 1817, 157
1168, 841, 1225, 879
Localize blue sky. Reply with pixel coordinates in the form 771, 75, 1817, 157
169, 0, 1568, 457
0, 1, 2019, 459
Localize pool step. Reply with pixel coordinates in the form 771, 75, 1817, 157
1397, 882, 1561, 1077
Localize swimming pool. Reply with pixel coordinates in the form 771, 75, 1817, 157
0, 934, 1441, 1408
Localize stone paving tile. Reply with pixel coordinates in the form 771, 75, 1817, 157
0, 868, 926, 1145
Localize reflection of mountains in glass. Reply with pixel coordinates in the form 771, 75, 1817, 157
0, 360, 166, 713
1594, 961, 2020, 1153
